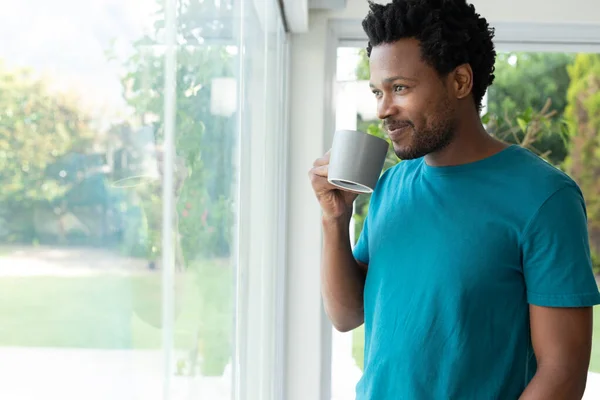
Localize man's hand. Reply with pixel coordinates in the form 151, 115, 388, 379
308, 150, 361, 221
309, 150, 367, 332
519, 305, 593, 400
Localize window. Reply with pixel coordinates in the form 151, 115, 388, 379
0, 1, 288, 399
330, 46, 600, 399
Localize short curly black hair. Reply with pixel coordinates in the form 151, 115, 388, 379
362, 0, 496, 111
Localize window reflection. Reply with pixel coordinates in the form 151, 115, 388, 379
0, 0, 287, 399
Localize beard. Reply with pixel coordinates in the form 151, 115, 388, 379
385, 100, 457, 160
392, 121, 455, 160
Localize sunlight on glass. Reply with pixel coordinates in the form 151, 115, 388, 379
0, 0, 241, 398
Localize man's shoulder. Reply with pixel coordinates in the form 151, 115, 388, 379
509, 146, 578, 194
502, 146, 586, 220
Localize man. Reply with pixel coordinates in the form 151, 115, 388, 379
308, 0, 600, 398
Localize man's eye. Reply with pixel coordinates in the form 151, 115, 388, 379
372, 90, 382, 98
394, 85, 406, 93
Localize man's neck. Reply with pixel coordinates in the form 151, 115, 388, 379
424, 116, 507, 168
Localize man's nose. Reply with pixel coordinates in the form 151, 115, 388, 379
377, 93, 398, 120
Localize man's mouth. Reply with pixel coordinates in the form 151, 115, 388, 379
385, 120, 412, 131
385, 122, 412, 139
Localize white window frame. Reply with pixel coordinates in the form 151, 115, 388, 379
234, 1, 291, 400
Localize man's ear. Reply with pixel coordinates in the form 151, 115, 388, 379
452, 64, 473, 100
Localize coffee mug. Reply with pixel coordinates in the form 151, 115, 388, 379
328, 129, 389, 194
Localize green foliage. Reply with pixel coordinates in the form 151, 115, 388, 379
355, 48, 370, 81
0, 65, 93, 205
483, 100, 570, 163
489, 53, 573, 114
482, 52, 574, 165
563, 54, 600, 262
0, 64, 95, 205
0, 62, 98, 242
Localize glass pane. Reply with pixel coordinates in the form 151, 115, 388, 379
234, 1, 288, 396
0, 0, 244, 398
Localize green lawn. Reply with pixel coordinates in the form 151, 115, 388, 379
352, 306, 600, 373
0, 259, 234, 375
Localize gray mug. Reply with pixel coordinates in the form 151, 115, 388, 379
328, 129, 389, 194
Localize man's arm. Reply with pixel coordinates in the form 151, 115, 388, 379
519, 185, 600, 398
321, 215, 368, 332
309, 150, 369, 333
519, 305, 593, 400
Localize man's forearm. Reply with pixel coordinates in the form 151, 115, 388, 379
320, 215, 366, 332
519, 366, 587, 400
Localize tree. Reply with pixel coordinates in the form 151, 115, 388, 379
564, 54, 600, 262
0, 62, 96, 242
486, 52, 574, 165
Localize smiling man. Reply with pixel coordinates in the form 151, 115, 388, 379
308, 0, 600, 399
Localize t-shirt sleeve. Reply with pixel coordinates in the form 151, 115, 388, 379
352, 213, 369, 264
521, 184, 600, 307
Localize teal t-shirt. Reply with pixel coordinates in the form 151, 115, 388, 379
353, 145, 600, 399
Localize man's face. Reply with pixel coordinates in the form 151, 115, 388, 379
369, 38, 457, 160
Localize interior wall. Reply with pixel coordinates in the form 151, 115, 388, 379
285, 1, 600, 399
285, 12, 330, 400
472, 0, 600, 24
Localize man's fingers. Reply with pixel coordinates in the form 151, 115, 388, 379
310, 164, 328, 177
312, 150, 331, 167
309, 165, 336, 193
308, 165, 329, 187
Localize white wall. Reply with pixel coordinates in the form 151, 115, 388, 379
285, 1, 600, 399
474, 0, 600, 24
285, 13, 330, 400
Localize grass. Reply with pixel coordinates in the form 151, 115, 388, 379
351, 306, 600, 374
0, 259, 234, 375
3, 254, 599, 377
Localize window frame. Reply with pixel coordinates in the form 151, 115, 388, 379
233, 1, 291, 400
